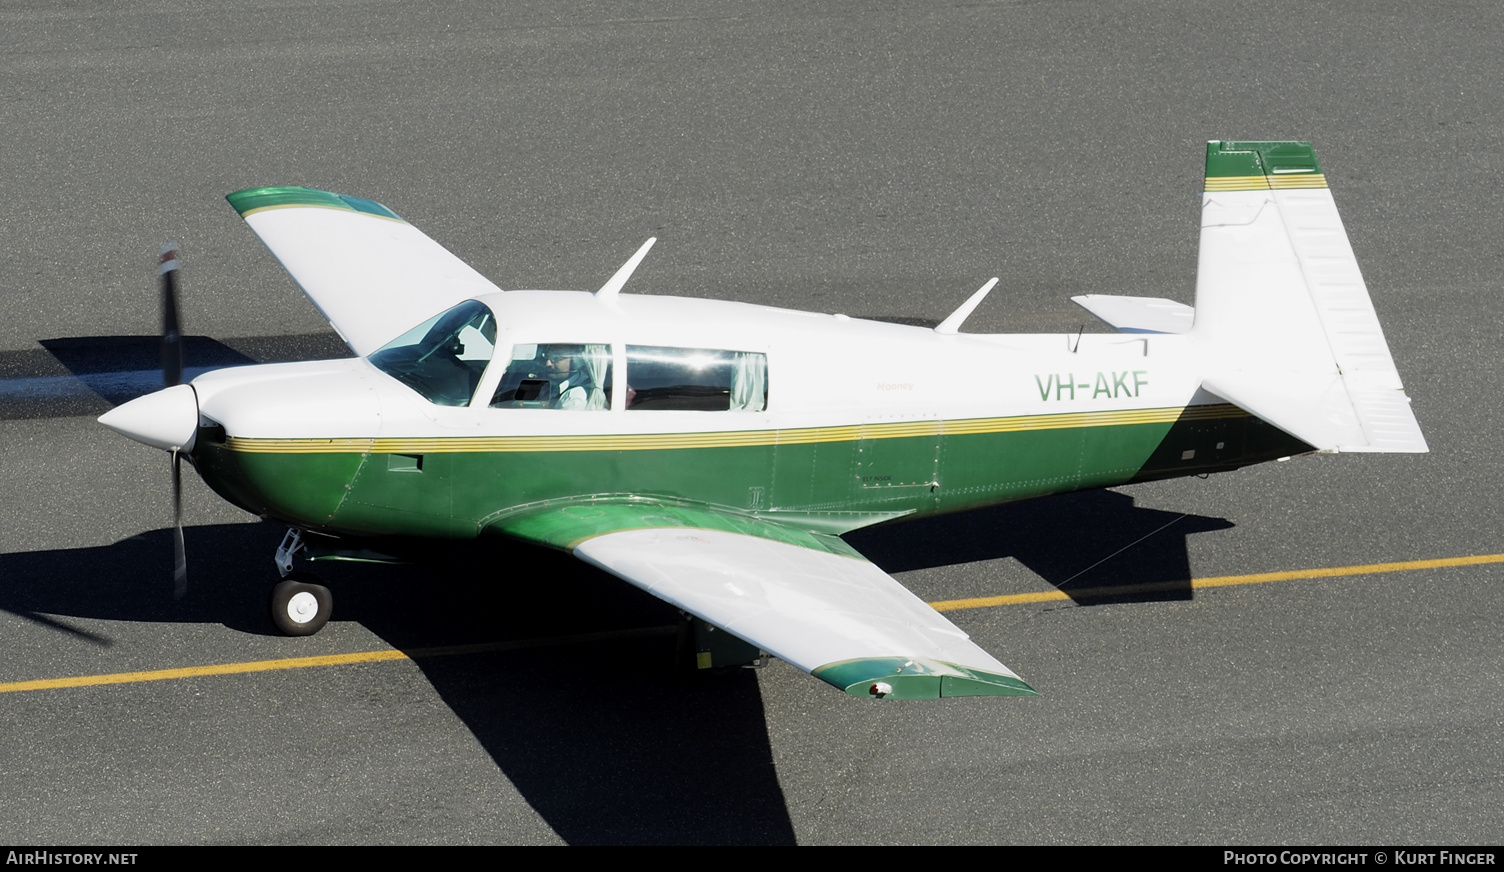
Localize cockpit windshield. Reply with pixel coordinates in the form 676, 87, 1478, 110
368, 300, 496, 406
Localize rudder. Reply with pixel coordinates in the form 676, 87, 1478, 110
1191, 141, 1425, 453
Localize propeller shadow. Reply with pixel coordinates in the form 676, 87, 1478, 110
0, 334, 352, 421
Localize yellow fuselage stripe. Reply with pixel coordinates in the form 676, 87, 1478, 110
226, 404, 1247, 454
1204, 173, 1328, 192
3, 551, 1500, 695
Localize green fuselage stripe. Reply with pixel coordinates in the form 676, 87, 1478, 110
193, 402, 1308, 542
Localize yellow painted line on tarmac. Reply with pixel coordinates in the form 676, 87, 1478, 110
0, 627, 675, 695
929, 551, 1504, 612
4, 553, 1502, 695
0, 649, 408, 694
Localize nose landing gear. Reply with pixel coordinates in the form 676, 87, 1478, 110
271, 573, 334, 636
270, 527, 333, 637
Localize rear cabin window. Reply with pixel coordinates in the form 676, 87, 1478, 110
490, 343, 612, 410
625, 346, 767, 411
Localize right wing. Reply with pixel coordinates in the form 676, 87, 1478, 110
489, 499, 1036, 699
227, 187, 503, 356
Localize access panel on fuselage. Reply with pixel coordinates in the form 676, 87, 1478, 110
768, 429, 856, 513
850, 416, 943, 513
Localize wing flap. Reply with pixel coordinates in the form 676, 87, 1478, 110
227, 187, 503, 356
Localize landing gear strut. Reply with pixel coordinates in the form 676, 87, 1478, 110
270, 527, 333, 636
677, 613, 768, 676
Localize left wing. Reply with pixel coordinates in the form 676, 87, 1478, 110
490, 500, 1036, 699
227, 187, 503, 356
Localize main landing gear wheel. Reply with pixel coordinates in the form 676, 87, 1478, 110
270, 573, 333, 636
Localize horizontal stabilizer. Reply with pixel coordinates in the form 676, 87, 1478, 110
1072, 295, 1194, 334
1202, 373, 1426, 453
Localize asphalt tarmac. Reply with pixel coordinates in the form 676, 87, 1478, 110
1, 0, 1500, 845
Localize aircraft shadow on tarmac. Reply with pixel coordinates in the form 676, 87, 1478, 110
0, 488, 1229, 844
849, 488, 1234, 605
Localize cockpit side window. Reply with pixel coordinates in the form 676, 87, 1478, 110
625, 347, 767, 411
368, 300, 496, 406
490, 343, 613, 410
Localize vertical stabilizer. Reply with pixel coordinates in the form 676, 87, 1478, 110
1191, 141, 1426, 453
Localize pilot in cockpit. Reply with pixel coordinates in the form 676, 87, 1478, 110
491, 343, 611, 409
543, 345, 590, 410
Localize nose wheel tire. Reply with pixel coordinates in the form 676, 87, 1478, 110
270, 574, 333, 636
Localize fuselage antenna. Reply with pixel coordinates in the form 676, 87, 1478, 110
596, 238, 658, 300
934, 277, 1000, 335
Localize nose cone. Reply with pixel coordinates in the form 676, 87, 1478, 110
99, 383, 200, 452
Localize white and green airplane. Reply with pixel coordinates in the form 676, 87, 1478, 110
100, 141, 1425, 700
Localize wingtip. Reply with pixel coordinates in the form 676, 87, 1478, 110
815, 657, 1037, 700
225, 187, 404, 222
